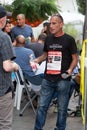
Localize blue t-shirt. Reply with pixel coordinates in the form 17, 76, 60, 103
11, 24, 34, 46
14, 47, 35, 76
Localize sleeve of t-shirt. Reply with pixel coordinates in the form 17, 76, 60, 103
29, 27, 34, 37
11, 27, 16, 40
70, 37, 77, 54
43, 36, 48, 52
1, 33, 16, 61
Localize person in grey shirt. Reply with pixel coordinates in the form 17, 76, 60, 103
0, 5, 18, 130
28, 33, 47, 58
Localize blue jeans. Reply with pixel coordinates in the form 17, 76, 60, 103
34, 79, 71, 130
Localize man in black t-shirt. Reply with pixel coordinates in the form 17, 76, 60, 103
33, 14, 78, 130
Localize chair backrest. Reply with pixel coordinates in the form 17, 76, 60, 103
13, 65, 25, 110
15, 66, 25, 85
14, 65, 40, 113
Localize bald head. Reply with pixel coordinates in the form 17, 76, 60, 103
16, 35, 25, 46
17, 14, 25, 19
16, 14, 25, 27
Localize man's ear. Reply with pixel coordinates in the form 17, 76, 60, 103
60, 22, 64, 28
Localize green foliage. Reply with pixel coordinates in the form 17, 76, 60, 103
12, 0, 60, 22
63, 23, 78, 39
63, 23, 82, 51
76, 0, 85, 15
4, 4, 14, 12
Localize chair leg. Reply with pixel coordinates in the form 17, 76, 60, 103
19, 82, 37, 116
19, 94, 37, 116
14, 84, 18, 107
17, 84, 24, 110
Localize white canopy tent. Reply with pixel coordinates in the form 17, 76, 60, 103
33, 12, 85, 39
59, 12, 84, 24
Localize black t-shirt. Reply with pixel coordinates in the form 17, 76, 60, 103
43, 33, 77, 82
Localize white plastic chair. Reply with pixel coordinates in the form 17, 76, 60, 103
14, 67, 24, 110
14, 64, 45, 116
14, 66, 38, 115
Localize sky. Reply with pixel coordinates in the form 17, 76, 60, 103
0, 0, 14, 5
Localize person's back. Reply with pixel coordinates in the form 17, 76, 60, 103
14, 46, 35, 76
27, 33, 47, 58
14, 35, 36, 76
27, 43, 44, 58
14, 35, 45, 86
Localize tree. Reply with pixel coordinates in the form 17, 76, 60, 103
76, 0, 87, 39
76, 0, 85, 15
83, 1, 87, 40
9, 0, 60, 26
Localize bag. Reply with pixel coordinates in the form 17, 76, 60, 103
74, 73, 80, 85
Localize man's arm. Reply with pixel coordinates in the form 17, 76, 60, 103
34, 52, 47, 64
67, 53, 78, 75
31, 36, 36, 43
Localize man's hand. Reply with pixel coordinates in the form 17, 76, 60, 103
12, 62, 19, 71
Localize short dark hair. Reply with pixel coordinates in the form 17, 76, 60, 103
2, 19, 11, 31
38, 33, 47, 42
43, 22, 50, 27
52, 13, 64, 22
42, 22, 51, 35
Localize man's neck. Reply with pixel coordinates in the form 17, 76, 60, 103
18, 24, 25, 28
54, 31, 64, 37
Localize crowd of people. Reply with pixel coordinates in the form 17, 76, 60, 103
0, 5, 81, 130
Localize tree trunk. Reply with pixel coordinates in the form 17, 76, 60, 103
83, 0, 87, 40
83, 1, 87, 130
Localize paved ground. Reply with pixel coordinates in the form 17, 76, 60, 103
12, 89, 87, 130
12, 104, 84, 130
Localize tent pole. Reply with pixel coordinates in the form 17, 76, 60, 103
84, 43, 87, 130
